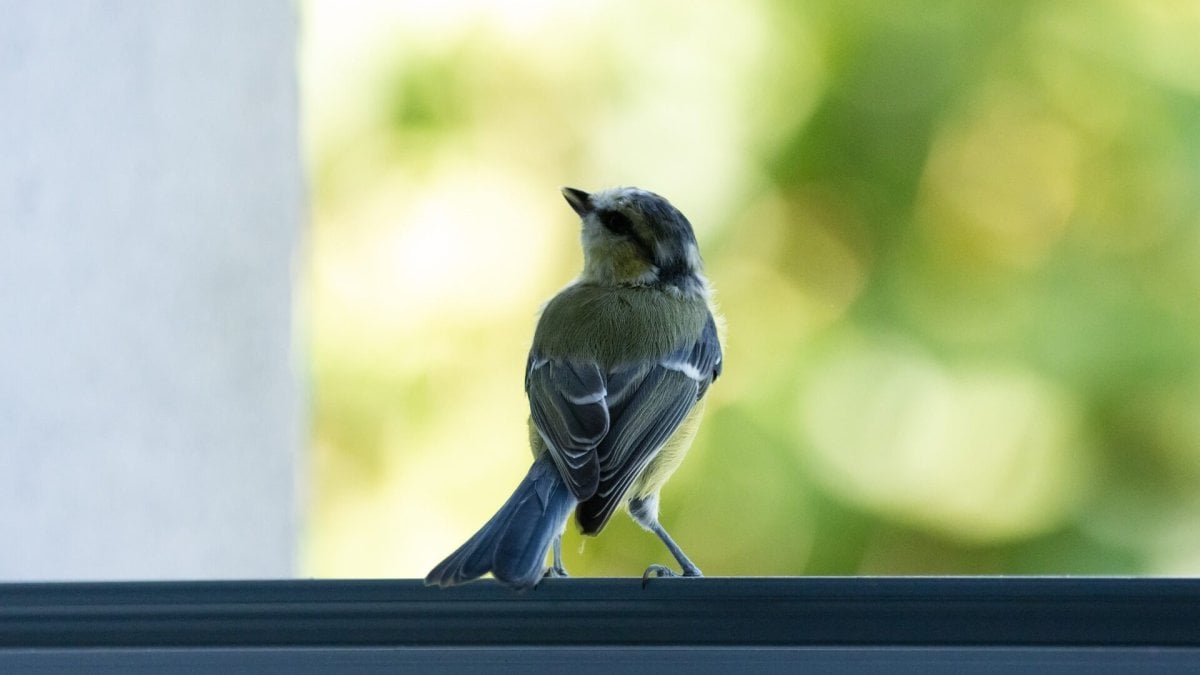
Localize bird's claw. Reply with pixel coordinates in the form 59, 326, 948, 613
641, 564, 691, 588
543, 566, 569, 579
643, 563, 677, 581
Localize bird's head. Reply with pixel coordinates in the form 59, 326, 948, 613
561, 186, 705, 294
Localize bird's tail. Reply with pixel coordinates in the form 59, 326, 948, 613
425, 455, 577, 590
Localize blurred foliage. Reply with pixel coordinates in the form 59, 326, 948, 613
300, 0, 1200, 578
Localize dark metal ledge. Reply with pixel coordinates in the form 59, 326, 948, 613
2, 577, 1199, 649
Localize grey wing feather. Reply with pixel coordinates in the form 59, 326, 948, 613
575, 313, 723, 534
526, 357, 609, 499
689, 313, 723, 398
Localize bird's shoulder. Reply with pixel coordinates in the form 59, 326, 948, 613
531, 282, 711, 367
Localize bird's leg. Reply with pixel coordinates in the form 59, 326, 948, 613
553, 533, 569, 576
629, 495, 701, 585
544, 533, 569, 578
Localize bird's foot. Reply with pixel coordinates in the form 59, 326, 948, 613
543, 565, 569, 579
641, 563, 702, 588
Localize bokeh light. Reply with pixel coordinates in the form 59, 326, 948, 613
301, 0, 1200, 578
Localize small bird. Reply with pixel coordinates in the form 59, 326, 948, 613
425, 186, 723, 590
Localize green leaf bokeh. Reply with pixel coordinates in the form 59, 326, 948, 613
302, 0, 1200, 577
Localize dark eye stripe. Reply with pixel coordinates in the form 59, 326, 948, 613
599, 210, 633, 235
598, 210, 657, 266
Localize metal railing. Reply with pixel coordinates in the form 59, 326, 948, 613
2, 578, 1198, 671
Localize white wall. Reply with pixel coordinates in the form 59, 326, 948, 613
0, 1, 303, 579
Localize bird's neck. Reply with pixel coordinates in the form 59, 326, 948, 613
579, 262, 709, 301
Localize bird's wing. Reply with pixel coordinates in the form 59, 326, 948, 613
526, 356, 609, 499
575, 313, 723, 534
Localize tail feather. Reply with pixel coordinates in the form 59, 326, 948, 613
425, 456, 576, 590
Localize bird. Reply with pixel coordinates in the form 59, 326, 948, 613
424, 185, 723, 590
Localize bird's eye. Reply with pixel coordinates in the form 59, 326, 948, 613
598, 210, 634, 236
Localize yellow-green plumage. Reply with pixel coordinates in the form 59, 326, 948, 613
630, 397, 706, 501
426, 185, 720, 589
533, 283, 710, 368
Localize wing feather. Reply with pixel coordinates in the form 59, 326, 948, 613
576, 313, 723, 534
526, 358, 608, 498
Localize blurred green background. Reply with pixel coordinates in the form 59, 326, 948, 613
300, 0, 1200, 578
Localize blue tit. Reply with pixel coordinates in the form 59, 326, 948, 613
425, 186, 723, 590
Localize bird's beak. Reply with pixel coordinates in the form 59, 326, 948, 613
561, 187, 593, 217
